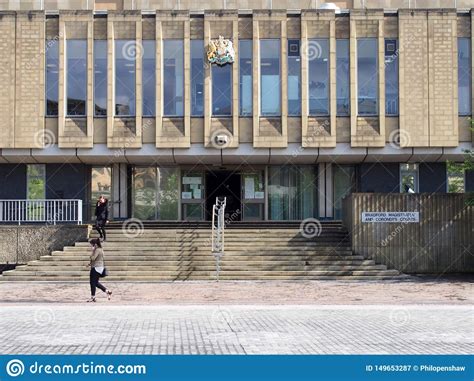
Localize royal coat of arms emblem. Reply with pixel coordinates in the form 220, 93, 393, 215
207, 35, 235, 65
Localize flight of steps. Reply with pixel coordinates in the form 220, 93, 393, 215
1, 221, 400, 281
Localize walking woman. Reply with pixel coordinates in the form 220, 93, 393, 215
87, 238, 112, 302
95, 195, 109, 241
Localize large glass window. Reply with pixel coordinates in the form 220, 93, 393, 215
308, 39, 329, 115
163, 40, 184, 117
260, 39, 281, 116
91, 166, 112, 217
132, 167, 179, 220
239, 40, 253, 116
191, 40, 204, 116
458, 38, 471, 116
66, 40, 87, 116
27, 164, 46, 200
46, 39, 59, 116
142, 40, 156, 116
115, 40, 136, 116
94, 40, 107, 116
181, 171, 205, 220
287, 39, 301, 116
357, 38, 378, 115
400, 164, 418, 193
212, 64, 232, 116
447, 163, 465, 193
268, 166, 318, 220
336, 39, 350, 115
385, 39, 399, 115
333, 165, 355, 219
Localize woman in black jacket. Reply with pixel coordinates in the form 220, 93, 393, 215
94, 195, 109, 241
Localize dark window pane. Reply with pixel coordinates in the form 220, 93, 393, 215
191, 40, 204, 116
288, 39, 301, 116
163, 40, 184, 117
308, 39, 329, 115
458, 38, 471, 115
239, 40, 252, 116
357, 38, 378, 115
212, 64, 232, 116
94, 40, 107, 116
336, 39, 350, 115
260, 39, 281, 116
67, 40, 87, 116
115, 40, 136, 116
142, 40, 156, 116
46, 39, 59, 116
385, 39, 399, 115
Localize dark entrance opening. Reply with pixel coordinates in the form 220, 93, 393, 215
205, 171, 241, 221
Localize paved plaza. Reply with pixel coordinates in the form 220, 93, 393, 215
0, 278, 472, 355
0, 304, 472, 355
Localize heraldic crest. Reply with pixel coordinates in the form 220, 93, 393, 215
207, 35, 235, 65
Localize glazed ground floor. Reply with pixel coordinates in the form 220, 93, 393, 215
1, 160, 472, 222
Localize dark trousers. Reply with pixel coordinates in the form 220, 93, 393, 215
95, 220, 106, 240
90, 268, 106, 296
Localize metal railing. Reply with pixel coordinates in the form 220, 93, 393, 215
211, 197, 226, 281
0, 199, 83, 225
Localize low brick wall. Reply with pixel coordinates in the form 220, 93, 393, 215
0, 225, 90, 264
342, 193, 474, 274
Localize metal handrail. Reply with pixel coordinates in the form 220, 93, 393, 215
0, 199, 83, 225
211, 197, 226, 281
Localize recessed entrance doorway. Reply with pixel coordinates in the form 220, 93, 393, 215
205, 170, 242, 221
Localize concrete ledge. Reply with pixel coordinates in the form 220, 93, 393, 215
0, 224, 90, 264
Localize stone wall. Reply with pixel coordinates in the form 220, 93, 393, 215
0, 225, 90, 264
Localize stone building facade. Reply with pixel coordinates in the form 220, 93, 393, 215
0, 0, 473, 221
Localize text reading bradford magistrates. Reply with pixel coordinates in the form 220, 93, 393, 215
361, 212, 420, 223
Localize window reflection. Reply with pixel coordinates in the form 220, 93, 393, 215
212, 64, 232, 116
142, 40, 156, 116
308, 39, 329, 115
163, 40, 184, 117
239, 40, 253, 116
115, 40, 136, 116
191, 40, 204, 116
336, 39, 350, 115
260, 39, 281, 116
66, 40, 87, 116
385, 39, 399, 115
94, 40, 107, 116
287, 39, 301, 116
458, 38, 471, 116
357, 38, 378, 116
46, 39, 59, 116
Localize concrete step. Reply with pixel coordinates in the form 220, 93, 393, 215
3, 269, 398, 277
45, 255, 364, 262
13, 264, 388, 272
32, 259, 377, 266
